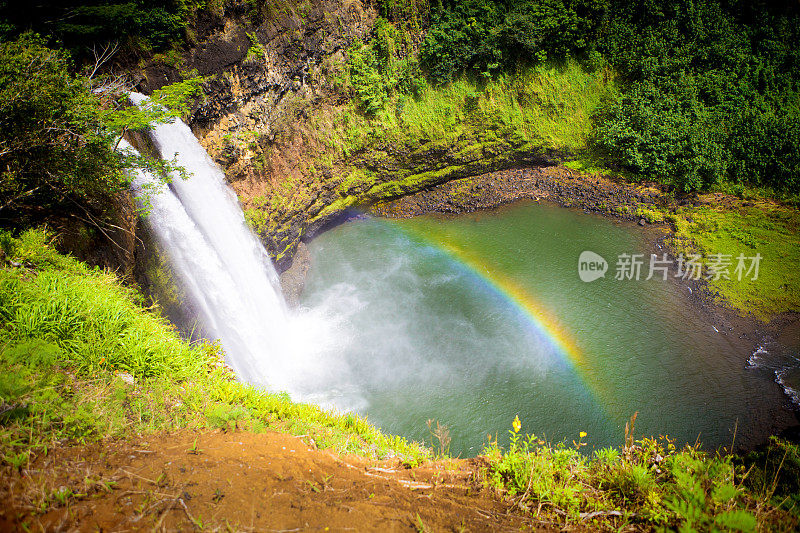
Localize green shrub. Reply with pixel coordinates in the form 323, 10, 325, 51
348, 39, 391, 115
419, 0, 601, 84
593, 80, 729, 191
416, 0, 800, 194
346, 19, 424, 116
481, 418, 793, 530
0, 35, 126, 229
594, 0, 800, 194
0, 35, 202, 233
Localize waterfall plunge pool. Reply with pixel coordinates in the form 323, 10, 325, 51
296, 202, 799, 456
128, 93, 798, 458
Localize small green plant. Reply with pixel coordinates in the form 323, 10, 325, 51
634, 206, 666, 224
594, 446, 620, 464
245, 32, 265, 61
51, 487, 74, 506
205, 404, 249, 431
426, 418, 451, 457
415, 513, 428, 532
480, 414, 792, 530
5, 450, 30, 470
187, 437, 201, 455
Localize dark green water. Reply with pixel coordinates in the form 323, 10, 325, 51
298, 202, 794, 456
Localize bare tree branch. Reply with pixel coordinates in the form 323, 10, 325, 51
0, 187, 41, 212
87, 41, 119, 80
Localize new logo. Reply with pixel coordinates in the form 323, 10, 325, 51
578, 251, 607, 282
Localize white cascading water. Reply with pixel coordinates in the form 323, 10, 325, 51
124, 92, 325, 394
124, 93, 365, 409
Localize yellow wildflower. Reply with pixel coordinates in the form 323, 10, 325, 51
579, 431, 587, 438
512, 415, 522, 434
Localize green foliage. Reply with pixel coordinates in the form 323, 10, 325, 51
593, 79, 729, 191
482, 419, 794, 530
0, 35, 127, 227
102, 76, 205, 133
0, 229, 205, 378
485, 435, 588, 515
634, 205, 665, 224
665, 450, 756, 532
346, 19, 424, 116
379, 0, 431, 31
728, 111, 800, 194
245, 31, 265, 61
738, 437, 800, 517
593, 0, 800, 193
0, 34, 202, 231
416, 0, 800, 194
419, 0, 602, 84
348, 39, 391, 115
0, 229, 428, 466
0, 0, 206, 55
330, 59, 611, 160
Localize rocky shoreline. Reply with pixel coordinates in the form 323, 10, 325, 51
369, 164, 663, 221
301, 163, 792, 339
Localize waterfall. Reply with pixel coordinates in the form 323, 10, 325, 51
124, 93, 365, 411
124, 93, 293, 389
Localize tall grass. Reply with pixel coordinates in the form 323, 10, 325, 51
0, 230, 204, 378
398, 61, 612, 151
0, 229, 428, 467
320, 60, 614, 160
482, 417, 799, 531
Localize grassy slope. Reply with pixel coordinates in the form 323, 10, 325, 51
329, 60, 612, 157
0, 229, 427, 471
317, 60, 614, 203
668, 200, 800, 321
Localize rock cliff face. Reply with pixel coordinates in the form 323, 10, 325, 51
58, 191, 138, 280
131, 0, 378, 270
129, 0, 556, 271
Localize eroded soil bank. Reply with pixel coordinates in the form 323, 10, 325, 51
0, 430, 539, 532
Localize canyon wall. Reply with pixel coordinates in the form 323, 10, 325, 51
130, 0, 557, 270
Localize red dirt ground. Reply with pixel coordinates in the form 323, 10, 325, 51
0, 430, 549, 532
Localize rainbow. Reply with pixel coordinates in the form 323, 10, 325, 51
392, 220, 610, 414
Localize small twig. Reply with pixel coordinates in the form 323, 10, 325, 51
367, 467, 398, 474
178, 498, 198, 527
579, 510, 632, 520
120, 469, 158, 485
87, 41, 119, 79
152, 485, 187, 531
